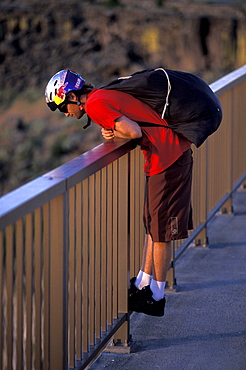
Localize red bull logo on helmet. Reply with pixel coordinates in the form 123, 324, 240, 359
57, 83, 68, 99
54, 82, 68, 105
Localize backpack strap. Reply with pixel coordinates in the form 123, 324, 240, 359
136, 121, 175, 130
155, 68, 171, 119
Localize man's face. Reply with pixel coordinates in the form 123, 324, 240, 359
59, 93, 86, 119
62, 103, 86, 119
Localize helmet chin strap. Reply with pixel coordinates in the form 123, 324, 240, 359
77, 99, 91, 128
83, 116, 91, 129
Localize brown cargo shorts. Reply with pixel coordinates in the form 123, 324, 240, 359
143, 149, 193, 242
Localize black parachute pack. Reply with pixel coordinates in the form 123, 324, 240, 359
101, 68, 222, 147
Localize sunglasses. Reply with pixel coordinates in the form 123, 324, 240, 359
58, 103, 68, 113
58, 101, 81, 113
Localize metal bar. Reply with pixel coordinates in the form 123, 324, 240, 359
16, 219, 24, 369
42, 203, 50, 370
34, 208, 42, 370
75, 183, 82, 361
6, 225, 14, 369
210, 64, 246, 96
232, 81, 246, 183
175, 172, 246, 263
133, 148, 142, 277
0, 177, 66, 230
192, 143, 207, 246
175, 223, 206, 262
113, 154, 130, 346
95, 171, 101, 340
129, 149, 136, 278
106, 164, 113, 326
49, 194, 68, 369
69, 187, 76, 368
25, 213, 33, 370
112, 161, 118, 320
101, 167, 107, 333
138, 149, 145, 269
89, 175, 96, 347
78, 313, 128, 370
82, 179, 89, 354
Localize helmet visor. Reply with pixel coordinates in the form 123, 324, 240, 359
47, 101, 58, 111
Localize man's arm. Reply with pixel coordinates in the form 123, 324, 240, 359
101, 116, 142, 140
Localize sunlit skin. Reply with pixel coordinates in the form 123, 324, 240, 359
63, 93, 87, 120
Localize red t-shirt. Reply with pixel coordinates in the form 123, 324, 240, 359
85, 89, 191, 176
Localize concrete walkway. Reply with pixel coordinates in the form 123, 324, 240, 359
90, 189, 246, 370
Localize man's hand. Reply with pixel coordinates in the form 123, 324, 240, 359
101, 128, 115, 140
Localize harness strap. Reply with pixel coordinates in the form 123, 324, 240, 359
155, 68, 171, 119
136, 121, 177, 130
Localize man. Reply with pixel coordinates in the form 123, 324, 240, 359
45, 69, 193, 317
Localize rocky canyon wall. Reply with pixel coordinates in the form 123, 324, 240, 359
0, 0, 245, 95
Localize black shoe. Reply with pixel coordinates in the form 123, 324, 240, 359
134, 286, 166, 317
128, 277, 147, 311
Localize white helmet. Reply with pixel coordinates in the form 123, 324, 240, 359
45, 69, 85, 111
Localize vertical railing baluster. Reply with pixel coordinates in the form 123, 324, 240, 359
106, 164, 113, 326
75, 183, 82, 361
16, 219, 24, 369
49, 194, 68, 369
34, 208, 42, 370
6, 225, 14, 369
111, 154, 130, 347
95, 171, 102, 341
101, 167, 107, 333
69, 187, 76, 368
25, 213, 33, 370
129, 149, 138, 279
82, 178, 89, 355
89, 175, 95, 347
112, 161, 118, 320
42, 203, 50, 370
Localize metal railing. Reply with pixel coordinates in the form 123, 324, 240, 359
0, 65, 246, 369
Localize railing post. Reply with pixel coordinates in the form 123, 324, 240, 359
48, 193, 68, 369
165, 241, 178, 292
194, 142, 209, 247
105, 154, 132, 353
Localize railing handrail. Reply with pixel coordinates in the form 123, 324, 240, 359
210, 64, 246, 95
0, 139, 136, 230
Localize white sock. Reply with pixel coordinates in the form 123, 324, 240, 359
134, 270, 152, 290
150, 279, 166, 301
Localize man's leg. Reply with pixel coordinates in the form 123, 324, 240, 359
134, 234, 153, 289
134, 234, 172, 296
152, 241, 172, 282
151, 240, 172, 301
140, 233, 153, 274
